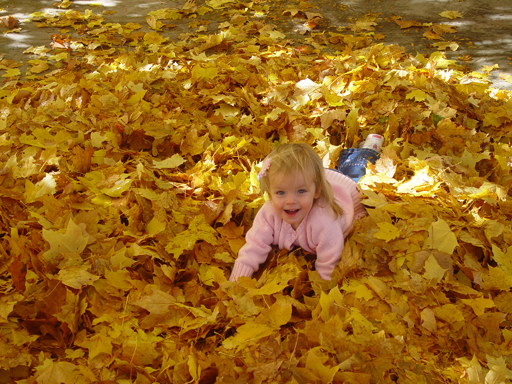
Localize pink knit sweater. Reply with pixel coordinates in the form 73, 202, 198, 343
229, 170, 367, 281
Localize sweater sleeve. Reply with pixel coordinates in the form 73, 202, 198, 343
306, 208, 345, 280
325, 169, 367, 237
229, 202, 276, 282
307, 169, 366, 281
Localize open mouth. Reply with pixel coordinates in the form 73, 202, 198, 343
285, 209, 299, 216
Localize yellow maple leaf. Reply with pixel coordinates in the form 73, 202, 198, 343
485, 356, 509, 384
350, 20, 377, 32
57, 266, 99, 289
315, 286, 344, 322
373, 222, 400, 242
433, 24, 457, 34
191, 64, 218, 81
133, 285, 176, 315
343, 281, 374, 301
205, 0, 235, 9
366, 276, 390, 299
345, 108, 359, 145
457, 355, 484, 384
54, 289, 86, 333
110, 248, 136, 269
434, 304, 465, 324
439, 10, 464, 19
42, 219, 90, 263
121, 332, 162, 366
25, 174, 57, 203
503, 329, 512, 343
499, 72, 512, 84
305, 347, 339, 384
491, 245, 512, 275
222, 321, 275, 351
482, 266, 512, 291
20, 128, 57, 148
126, 90, 147, 105
395, 19, 423, 29
143, 31, 167, 45
28, 60, 50, 74
423, 30, 442, 40
11, 328, 39, 346
406, 89, 428, 101
461, 297, 495, 316
424, 219, 458, 255
198, 264, 227, 286
146, 15, 164, 31
0, 301, 15, 323
456, 149, 490, 170
82, 331, 113, 361
146, 216, 166, 236
423, 254, 448, 283
433, 41, 459, 51
249, 263, 301, 296
104, 269, 134, 291
35, 360, 83, 384
165, 214, 219, 258
257, 297, 292, 328
1, 68, 20, 77
349, 307, 377, 332
421, 308, 437, 332
100, 177, 133, 198
429, 51, 456, 68
217, 221, 244, 239
197, 33, 224, 52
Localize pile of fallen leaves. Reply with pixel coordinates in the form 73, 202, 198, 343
1, 1, 512, 383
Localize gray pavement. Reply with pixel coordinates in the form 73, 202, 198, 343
1, 0, 512, 91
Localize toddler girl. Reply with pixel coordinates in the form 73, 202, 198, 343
229, 142, 376, 282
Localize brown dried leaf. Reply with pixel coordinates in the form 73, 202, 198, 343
72, 146, 94, 173
0, 16, 19, 29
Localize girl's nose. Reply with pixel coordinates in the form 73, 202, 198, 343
285, 195, 296, 204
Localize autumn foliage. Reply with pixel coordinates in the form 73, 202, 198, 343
1, 2, 512, 384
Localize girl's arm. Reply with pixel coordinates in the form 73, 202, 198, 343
308, 212, 345, 280
229, 203, 276, 281
315, 241, 344, 280
312, 170, 365, 280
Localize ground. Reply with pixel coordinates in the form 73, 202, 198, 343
1, 0, 512, 90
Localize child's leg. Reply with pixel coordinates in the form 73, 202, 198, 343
337, 148, 380, 182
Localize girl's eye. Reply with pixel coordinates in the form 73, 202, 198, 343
276, 191, 285, 195
298, 189, 306, 194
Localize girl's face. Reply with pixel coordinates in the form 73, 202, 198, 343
269, 169, 320, 230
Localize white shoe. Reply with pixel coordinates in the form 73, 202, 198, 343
360, 134, 384, 152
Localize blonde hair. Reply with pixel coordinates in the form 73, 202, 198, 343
259, 143, 344, 218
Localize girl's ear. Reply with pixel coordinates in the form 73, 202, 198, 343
314, 187, 321, 199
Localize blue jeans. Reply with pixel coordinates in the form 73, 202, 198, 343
336, 148, 379, 182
